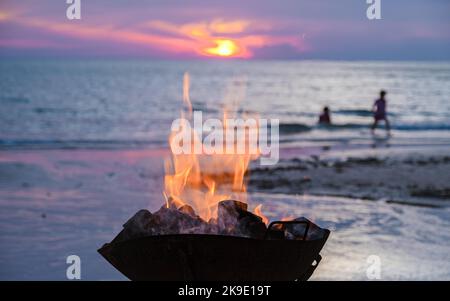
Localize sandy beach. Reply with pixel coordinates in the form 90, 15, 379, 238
252, 146, 450, 208
1, 140, 449, 280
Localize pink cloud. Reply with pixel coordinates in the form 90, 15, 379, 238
0, 9, 306, 58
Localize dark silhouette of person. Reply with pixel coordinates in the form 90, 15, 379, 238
371, 90, 390, 134
319, 106, 331, 125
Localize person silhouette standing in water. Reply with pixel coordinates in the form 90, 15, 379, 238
371, 90, 390, 135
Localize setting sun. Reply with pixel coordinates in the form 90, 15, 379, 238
204, 39, 240, 57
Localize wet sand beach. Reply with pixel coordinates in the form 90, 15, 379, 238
1, 141, 449, 280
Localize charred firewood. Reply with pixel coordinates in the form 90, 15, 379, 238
151, 206, 206, 235
110, 205, 211, 241
178, 204, 196, 217
284, 217, 324, 240
217, 200, 267, 239
237, 213, 267, 239
111, 209, 154, 243
110, 199, 274, 241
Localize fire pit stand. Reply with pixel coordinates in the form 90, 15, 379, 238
99, 219, 330, 281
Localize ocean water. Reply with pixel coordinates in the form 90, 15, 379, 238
1, 60, 450, 150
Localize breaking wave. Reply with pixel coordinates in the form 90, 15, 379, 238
279, 122, 450, 134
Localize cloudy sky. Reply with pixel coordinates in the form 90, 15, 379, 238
0, 0, 449, 60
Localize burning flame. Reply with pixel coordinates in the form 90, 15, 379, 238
164, 72, 267, 223
253, 204, 269, 225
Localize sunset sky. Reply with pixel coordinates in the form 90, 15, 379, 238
0, 0, 449, 60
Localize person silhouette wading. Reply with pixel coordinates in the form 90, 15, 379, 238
319, 106, 331, 125
371, 90, 391, 135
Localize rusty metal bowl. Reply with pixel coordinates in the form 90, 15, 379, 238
98, 220, 330, 281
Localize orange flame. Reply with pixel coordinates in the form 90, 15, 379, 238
164, 72, 265, 222
254, 204, 269, 225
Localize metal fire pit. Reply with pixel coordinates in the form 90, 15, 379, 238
98, 220, 330, 281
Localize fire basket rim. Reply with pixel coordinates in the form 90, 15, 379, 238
99, 228, 331, 251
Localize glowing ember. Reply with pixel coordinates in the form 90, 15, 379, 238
163, 72, 267, 223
